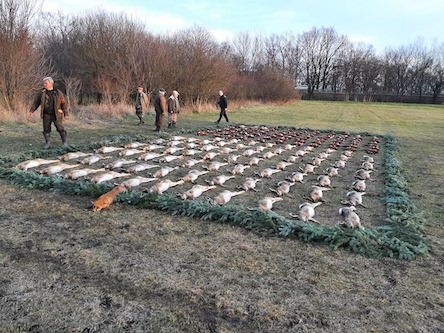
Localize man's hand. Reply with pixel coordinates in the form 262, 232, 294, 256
27, 112, 32, 119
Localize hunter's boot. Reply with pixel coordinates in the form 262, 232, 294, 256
60, 130, 68, 148
138, 115, 144, 125
43, 132, 50, 149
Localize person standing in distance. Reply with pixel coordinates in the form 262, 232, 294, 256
167, 90, 180, 128
153, 88, 167, 131
27, 76, 69, 148
135, 85, 149, 125
215, 90, 229, 123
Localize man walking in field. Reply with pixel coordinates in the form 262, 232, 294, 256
215, 90, 229, 123
27, 76, 69, 149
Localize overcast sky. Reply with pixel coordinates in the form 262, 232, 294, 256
41, 0, 444, 54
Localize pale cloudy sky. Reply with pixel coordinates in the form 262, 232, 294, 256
41, 0, 444, 54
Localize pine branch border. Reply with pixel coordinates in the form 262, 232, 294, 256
0, 129, 428, 260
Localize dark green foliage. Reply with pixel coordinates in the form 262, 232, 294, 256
0, 132, 428, 260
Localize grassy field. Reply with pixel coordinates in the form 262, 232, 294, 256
0, 101, 443, 332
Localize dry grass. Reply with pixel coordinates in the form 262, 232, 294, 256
0, 101, 443, 333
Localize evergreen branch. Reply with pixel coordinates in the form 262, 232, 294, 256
0, 131, 428, 260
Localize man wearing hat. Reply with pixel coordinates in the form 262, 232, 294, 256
153, 88, 167, 131
135, 85, 149, 125
167, 90, 180, 128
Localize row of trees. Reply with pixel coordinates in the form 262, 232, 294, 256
1, 0, 443, 113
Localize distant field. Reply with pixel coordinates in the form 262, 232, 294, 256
0, 101, 443, 333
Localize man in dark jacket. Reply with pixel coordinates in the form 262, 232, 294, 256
28, 77, 69, 148
153, 88, 167, 131
215, 90, 229, 123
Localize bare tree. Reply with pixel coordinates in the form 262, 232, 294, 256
0, 0, 47, 112
230, 32, 264, 73
338, 42, 379, 100
360, 53, 383, 101
429, 41, 444, 103
62, 75, 82, 109
30, 9, 442, 107
169, 26, 236, 108
382, 45, 415, 98
299, 27, 348, 98
41, 10, 147, 105
407, 39, 433, 100
280, 33, 302, 84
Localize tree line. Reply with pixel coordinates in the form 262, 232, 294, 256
1, 0, 443, 114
